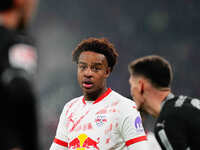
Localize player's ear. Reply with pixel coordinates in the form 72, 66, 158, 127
105, 67, 111, 78
138, 79, 144, 95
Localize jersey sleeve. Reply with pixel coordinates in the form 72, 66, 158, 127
155, 107, 188, 150
118, 100, 149, 149
50, 104, 69, 150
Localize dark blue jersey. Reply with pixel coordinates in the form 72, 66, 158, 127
154, 94, 200, 150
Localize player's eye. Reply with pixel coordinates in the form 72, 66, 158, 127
79, 65, 87, 70
91, 66, 101, 72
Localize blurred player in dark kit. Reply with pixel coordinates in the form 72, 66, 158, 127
0, 0, 39, 150
128, 55, 200, 150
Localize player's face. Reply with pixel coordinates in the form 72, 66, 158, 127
77, 51, 110, 96
129, 75, 144, 110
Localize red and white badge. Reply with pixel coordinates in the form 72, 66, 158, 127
9, 44, 37, 74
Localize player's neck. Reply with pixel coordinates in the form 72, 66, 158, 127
84, 87, 108, 101
144, 89, 170, 117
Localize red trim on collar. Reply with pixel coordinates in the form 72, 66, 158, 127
82, 88, 112, 104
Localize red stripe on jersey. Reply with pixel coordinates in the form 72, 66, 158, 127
125, 136, 147, 146
82, 88, 112, 104
66, 99, 79, 115
54, 138, 68, 147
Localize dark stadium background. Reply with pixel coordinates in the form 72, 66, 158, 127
31, 0, 200, 149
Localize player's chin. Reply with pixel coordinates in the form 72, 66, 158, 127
81, 86, 95, 94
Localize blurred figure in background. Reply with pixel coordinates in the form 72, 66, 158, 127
128, 55, 200, 150
0, 0, 39, 150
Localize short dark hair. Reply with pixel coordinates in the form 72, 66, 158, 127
129, 55, 173, 89
72, 37, 118, 72
0, 0, 13, 11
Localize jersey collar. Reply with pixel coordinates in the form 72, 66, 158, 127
161, 93, 175, 109
82, 88, 112, 105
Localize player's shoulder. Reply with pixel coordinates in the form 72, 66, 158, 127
0, 26, 16, 53
169, 95, 200, 109
63, 95, 84, 109
111, 90, 139, 121
111, 90, 137, 109
8, 33, 37, 74
0, 26, 13, 38
163, 94, 200, 118
176, 95, 200, 111
0, 26, 30, 45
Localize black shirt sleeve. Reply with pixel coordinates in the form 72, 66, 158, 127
155, 100, 189, 150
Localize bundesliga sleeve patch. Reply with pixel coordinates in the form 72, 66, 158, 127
134, 116, 144, 133
9, 44, 37, 74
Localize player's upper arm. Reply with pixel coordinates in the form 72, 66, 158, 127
50, 103, 69, 150
159, 108, 188, 149
127, 140, 150, 150
50, 142, 68, 150
118, 99, 149, 149
50, 98, 79, 150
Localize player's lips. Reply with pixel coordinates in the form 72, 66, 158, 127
82, 80, 94, 88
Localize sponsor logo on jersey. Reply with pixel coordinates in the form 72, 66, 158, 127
156, 120, 165, 128
95, 115, 107, 127
69, 133, 99, 150
134, 116, 144, 132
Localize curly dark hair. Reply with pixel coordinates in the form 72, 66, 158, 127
129, 55, 173, 89
72, 37, 118, 72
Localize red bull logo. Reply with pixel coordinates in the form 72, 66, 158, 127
69, 133, 99, 150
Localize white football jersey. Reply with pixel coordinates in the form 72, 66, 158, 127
50, 88, 148, 150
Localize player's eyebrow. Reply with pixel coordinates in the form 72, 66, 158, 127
78, 61, 87, 65
78, 61, 103, 66
92, 63, 103, 66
